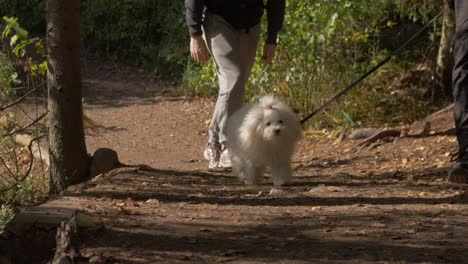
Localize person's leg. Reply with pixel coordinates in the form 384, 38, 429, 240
218, 24, 261, 168
201, 14, 238, 169
448, 0, 468, 183
202, 14, 260, 168
204, 16, 260, 144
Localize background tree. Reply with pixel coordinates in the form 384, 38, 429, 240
434, 0, 455, 102
47, 0, 88, 194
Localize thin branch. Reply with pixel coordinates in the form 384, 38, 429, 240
2, 111, 47, 138
0, 82, 46, 112
0, 133, 46, 194
11, 145, 19, 181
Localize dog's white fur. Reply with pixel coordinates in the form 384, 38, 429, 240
226, 95, 302, 185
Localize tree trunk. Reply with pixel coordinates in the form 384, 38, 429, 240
433, 1, 455, 103
47, 0, 89, 194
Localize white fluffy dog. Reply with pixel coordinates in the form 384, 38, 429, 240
226, 95, 302, 186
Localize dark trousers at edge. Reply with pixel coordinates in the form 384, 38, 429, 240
453, 0, 468, 153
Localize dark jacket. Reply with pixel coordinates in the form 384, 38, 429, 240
185, 0, 285, 44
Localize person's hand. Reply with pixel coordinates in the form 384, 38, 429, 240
190, 36, 209, 63
262, 43, 277, 64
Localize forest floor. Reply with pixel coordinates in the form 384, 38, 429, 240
9, 55, 468, 263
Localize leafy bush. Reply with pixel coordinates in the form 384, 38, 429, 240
1, 0, 445, 128
1, 0, 190, 76
81, 0, 189, 76
184, 0, 443, 128
0, 127, 48, 229
0, 172, 48, 229
0, 0, 45, 35
0, 203, 15, 229
0, 17, 48, 229
0, 53, 18, 101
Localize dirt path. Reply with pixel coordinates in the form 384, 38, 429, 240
75, 57, 468, 263
82, 56, 213, 171
10, 57, 468, 263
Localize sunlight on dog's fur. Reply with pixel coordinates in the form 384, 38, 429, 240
226, 95, 302, 186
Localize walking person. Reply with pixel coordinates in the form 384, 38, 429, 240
185, 0, 286, 169
448, 0, 468, 183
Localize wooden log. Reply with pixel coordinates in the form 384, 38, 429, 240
0, 197, 101, 263
51, 214, 81, 264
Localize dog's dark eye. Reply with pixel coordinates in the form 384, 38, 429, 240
266, 122, 271, 126
278, 120, 283, 124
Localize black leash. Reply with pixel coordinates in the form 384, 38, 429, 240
300, 12, 442, 125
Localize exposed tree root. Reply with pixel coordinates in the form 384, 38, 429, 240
356, 122, 432, 150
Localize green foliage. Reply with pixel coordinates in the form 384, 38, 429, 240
1, 0, 444, 128
2, 16, 47, 78
0, 204, 13, 226
183, 59, 219, 97
0, 124, 48, 228
0, 132, 48, 228
1, 0, 189, 76
184, 0, 442, 128
0, 0, 45, 34
81, 0, 189, 76
0, 53, 19, 101
0, 204, 15, 229
0, 17, 48, 229
0, 172, 48, 229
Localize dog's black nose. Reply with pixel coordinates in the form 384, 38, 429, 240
274, 129, 281, 135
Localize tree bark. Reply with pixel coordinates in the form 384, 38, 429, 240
433, 1, 455, 103
47, 0, 89, 194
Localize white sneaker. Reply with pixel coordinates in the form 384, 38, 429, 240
203, 143, 221, 170
219, 147, 232, 169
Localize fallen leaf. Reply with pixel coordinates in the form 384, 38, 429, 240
146, 199, 160, 205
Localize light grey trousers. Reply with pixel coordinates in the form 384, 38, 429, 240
203, 13, 260, 145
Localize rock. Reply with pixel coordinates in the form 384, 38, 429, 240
89, 148, 120, 178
